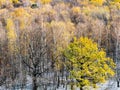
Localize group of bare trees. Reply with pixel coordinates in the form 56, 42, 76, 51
0, 0, 120, 90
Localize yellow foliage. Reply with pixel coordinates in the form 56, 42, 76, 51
12, 8, 30, 17
0, 0, 6, 6
50, 21, 75, 48
6, 18, 16, 41
90, 0, 105, 6
12, 0, 19, 3
64, 37, 115, 88
111, 1, 120, 9
82, 7, 91, 15
0, 0, 52, 5
72, 7, 81, 14
80, 0, 89, 5
46, 21, 75, 70
40, 0, 52, 4
19, 19, 25, 30
114, 0, 120, 2
30, 0, 37, 4
11, 8, 31, 30
6, 18, 17, 53
0, 0, 20, 7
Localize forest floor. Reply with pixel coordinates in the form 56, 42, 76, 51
56, 78, 120, 90
0, 78, 120, 90
98, 80, 118, 90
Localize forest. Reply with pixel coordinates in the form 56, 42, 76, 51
0, 0, 120, 90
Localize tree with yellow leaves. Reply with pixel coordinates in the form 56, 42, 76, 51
90, 0, 105, 6
40, 0, 52, 4
64, 37, 115, 90
0, 0, 20, 8
113, 0, 120, 2
11, 8, 30, 30
30, 0, 52, 4
6, 18, 17, 53
0, 0, 5, 6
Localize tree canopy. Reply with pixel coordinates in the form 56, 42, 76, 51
64, 37, 115, 89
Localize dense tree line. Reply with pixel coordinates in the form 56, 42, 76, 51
0, 0, 119, 90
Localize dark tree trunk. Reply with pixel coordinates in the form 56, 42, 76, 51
80, 87, 83, 90
57, 76, 60, 88
32, 76, 38, 90
71, 85, 74, 90
117, 80, 119, 87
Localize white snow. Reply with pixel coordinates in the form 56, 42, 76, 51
1, 78, 120, 90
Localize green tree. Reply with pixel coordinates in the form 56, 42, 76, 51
63, 37, 115, 90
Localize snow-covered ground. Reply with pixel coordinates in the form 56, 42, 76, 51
0, 77, 120, 90
98, 80, 120, 90
56, 79, 120, 90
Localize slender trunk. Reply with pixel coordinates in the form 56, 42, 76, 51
32, 76, 38, 90
57, 76, 60, 88
71, 85, 74, 90
80, 87, 83, 90
117, 80, 119, 87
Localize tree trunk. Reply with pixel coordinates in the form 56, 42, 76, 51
80, 87, 83, 90
57, 76, 60, 88
117, 80, 119, 87
32, 76, 38, 90
71, 85, 74, 90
